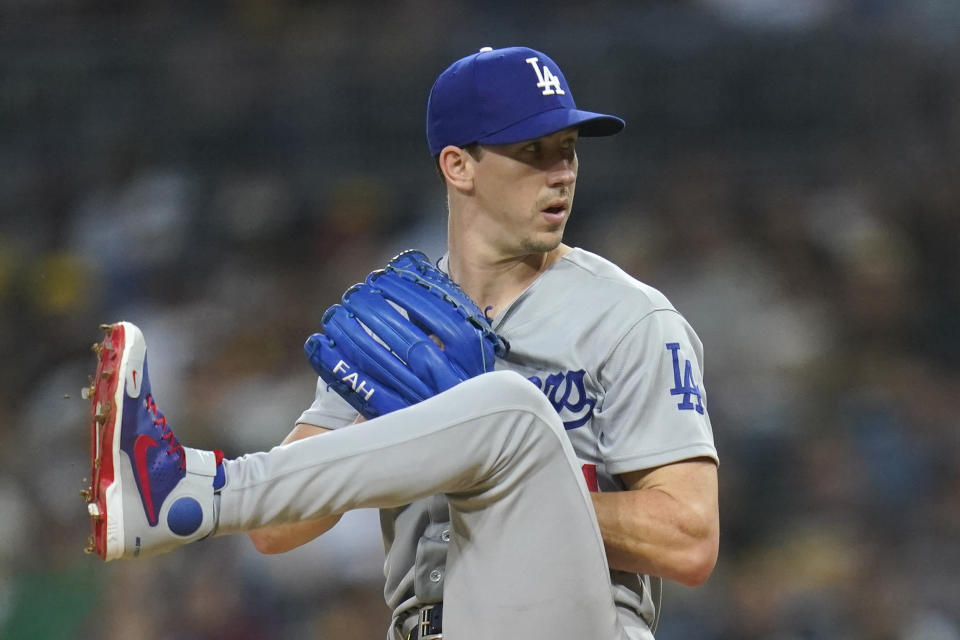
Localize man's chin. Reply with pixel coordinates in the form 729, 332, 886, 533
520, 236, 564, 254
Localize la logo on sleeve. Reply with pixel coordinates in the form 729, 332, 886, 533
666, 343, 705, 414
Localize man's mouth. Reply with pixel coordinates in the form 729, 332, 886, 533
540, 201, 568, 224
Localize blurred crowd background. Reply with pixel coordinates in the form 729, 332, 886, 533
2, 0, 959, 638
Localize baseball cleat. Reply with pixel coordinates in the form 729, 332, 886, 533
83, 321, 224, 560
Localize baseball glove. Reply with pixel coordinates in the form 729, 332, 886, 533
304, 250, 509, 419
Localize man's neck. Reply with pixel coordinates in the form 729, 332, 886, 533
447, 243, 572, 319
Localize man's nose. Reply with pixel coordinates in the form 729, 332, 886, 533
547, 157, 577, 187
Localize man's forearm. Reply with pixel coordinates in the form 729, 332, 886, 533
591, 460, 719, 586
248, 515, 342, 554
246, 422, 341, 553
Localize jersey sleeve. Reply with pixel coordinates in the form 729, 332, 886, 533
296, 376, 360, 429
593, 308, 718, 475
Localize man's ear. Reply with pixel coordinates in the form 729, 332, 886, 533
438, 146, 475, 192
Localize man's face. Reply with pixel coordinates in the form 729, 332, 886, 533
471, 128, 579, 255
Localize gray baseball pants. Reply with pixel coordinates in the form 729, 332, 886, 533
214, 370, 628, 640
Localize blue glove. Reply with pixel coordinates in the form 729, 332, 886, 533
305, 250, 509, 418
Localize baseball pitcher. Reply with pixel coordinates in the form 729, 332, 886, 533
81, 46, 719, 640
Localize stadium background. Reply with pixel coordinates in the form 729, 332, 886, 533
2, 1, 959, 638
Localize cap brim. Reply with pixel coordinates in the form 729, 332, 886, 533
476, 108, 625, 146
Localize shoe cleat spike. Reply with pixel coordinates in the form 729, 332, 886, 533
91, 342, 103, 355
93, 399, 112, 416
88, 503, 101, 519
79, 488, 92, 502
84, 536, 96, 554
99, 323, 113, 332
81, 385, 95, 400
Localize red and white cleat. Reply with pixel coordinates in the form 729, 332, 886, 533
83, 321, 223, 560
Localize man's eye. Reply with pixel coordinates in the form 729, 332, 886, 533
523, 143, 540, 153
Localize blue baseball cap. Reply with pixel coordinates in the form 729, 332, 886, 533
426, 46, 625, 156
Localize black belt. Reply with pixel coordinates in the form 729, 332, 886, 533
407, 603, 442, 640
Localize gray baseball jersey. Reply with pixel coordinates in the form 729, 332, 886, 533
297, 247, 718, 635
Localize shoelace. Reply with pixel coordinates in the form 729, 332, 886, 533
144, 394, 186, 470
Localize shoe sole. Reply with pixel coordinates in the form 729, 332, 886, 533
85, 321, 146, 561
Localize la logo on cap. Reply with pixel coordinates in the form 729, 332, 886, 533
525, 57, 565, 96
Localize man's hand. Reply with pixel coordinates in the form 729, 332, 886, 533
304, 250, 507, 419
